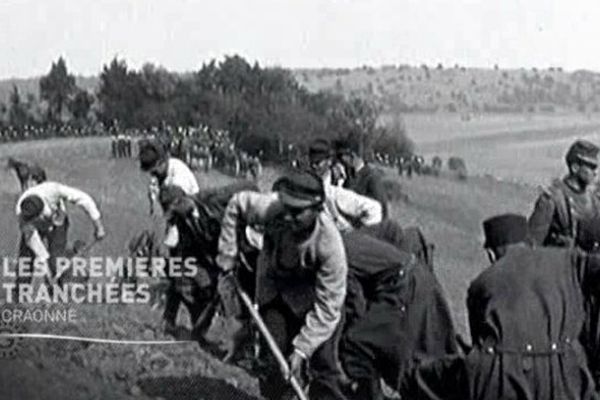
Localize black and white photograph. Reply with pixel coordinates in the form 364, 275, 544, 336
3, 1, 600, 399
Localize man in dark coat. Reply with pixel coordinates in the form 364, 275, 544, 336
577, 216, 600, 386
334, 137, 389, 219
340, 231, 457, 400
400, 213, 600, 400
528, 139, 600, 247
527, 139, 600, 382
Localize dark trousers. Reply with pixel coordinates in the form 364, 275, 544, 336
16, 219, 69, 297
341, 303, 408, 400
163, 278, 206, 326
259, 297, 348, 400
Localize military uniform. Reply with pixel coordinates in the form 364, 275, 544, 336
528, 177, 600, 247
340, 232, 457, 400
402, 244, 600, 400
527, 140, 600, 383
400, 215, 600, 400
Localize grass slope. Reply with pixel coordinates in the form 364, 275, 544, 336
0, 136, 545, 398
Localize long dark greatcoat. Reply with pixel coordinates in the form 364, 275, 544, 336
341, 232, 457, 393
401, 244, 600, 400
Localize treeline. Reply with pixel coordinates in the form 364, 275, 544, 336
0, 55, 413, 161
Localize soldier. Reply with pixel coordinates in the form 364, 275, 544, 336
14, 167, 106, 296
528, 139, 600, 247
400, 214, 600, 400
340, 231, 458, 400
334, 138, 389, 219
216, 171, 348, 400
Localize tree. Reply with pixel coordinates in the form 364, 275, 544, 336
328, 97, 380, 156
69, 90, 93, 123
97, 57, 144, 127
39, 57, 76, 123
8, 85, 30, 127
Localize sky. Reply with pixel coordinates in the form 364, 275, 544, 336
1, 0, 600, 78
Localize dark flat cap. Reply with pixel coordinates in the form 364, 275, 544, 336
483, 213, 528, 248
576, 217, 600, 252
566, 139, 599, 166
20, 195, 44, 222
276, 171, 324, 209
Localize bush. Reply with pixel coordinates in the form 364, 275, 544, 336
448, 156, 468, 180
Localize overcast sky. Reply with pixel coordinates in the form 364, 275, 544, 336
1, 0, 599, 78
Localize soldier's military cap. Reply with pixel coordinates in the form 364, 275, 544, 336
576, 217, 600, 252
275, 171, 324, 209
139, 141, 166, 171
309, 138, 332, 163
483, 213, 528, 249
20, 195, 44, 222
565, 139, 599, 166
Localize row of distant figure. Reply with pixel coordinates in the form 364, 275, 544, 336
110, 126, 263, 180
371, 153, 468, 180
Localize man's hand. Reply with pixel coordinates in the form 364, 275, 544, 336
216, 254, 237, 272
286, 349, 308, 384
93, 219, 106, 241
217, 270, 241, 318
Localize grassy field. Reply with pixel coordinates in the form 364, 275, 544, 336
405, 113, 600, 186
0, 116, 585, 398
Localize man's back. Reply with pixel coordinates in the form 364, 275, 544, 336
466, 244, 595, 400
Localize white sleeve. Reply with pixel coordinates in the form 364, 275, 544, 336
27, 230, 50, 261
333, 187, 382, 226
54, 183, 102, 221
171, 160, 199, 195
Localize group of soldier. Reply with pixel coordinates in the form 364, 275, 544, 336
11, 128, 600, 399
0, 124, 104, 142
110, 132, 133, 158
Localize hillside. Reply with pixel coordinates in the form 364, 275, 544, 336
0, 76, 98, 104
294, 65, 600, 115
0, 136, 538, 399
3, 64, 600, 118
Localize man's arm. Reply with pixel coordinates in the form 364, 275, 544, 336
148, 177, 160, 215
19, 222, 50, 261
55, 183, 105, 239
466, 281, 488, 346
528, 191, 555, 245
55, 183, 102, 221
332, 186, 382, 226
216, 191, 278, 272
292, 223, 347, 358
367, 174, 388, 219
169, 159, 200, 195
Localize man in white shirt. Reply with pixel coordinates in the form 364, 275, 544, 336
139, 140, 199, 216
139, 140, 200, 334
15, 166, 106, 293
